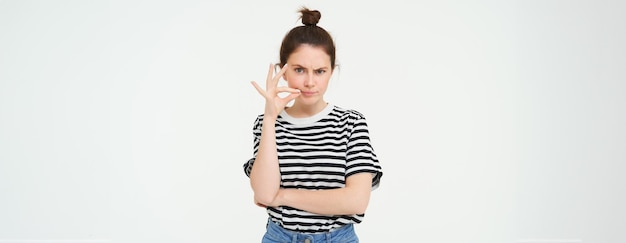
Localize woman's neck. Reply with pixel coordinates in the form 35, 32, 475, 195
286, 100, 328, 118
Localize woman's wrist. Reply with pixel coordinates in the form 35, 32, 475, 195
262, 115, 277, 125
271, 189, 287, 207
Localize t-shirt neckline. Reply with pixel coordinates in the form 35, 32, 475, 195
279, 103, 334, 125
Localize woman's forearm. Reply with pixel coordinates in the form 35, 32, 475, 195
273, 173, 373, 215
249, 118, 281, 206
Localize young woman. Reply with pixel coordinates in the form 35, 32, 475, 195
244, 7, 383, 243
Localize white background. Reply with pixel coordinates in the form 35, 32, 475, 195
1, 0, 625, 242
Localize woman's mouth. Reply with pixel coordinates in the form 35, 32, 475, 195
300, 91, 317, 96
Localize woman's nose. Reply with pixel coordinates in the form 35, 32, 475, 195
304, 72, 314, 87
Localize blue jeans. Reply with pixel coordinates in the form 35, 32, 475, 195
262, 218, 359, 243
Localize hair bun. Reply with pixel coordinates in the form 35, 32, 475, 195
300, 7, 321, 26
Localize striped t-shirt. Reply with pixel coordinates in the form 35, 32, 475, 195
244, 104, 383, 233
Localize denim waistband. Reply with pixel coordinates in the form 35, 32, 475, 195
264, 218, 358, 243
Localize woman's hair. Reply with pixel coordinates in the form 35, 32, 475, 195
279, 7, 336, 69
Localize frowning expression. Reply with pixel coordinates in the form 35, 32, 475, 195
283, 44, 333, 107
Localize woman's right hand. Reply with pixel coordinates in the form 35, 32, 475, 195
251, 63, 301, 119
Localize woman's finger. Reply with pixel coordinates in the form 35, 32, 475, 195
276, 86, 301, 94
265, 63, 275, 90
250, 81, 266, 96
273, 63, 289, 84
281, 92, 301, 104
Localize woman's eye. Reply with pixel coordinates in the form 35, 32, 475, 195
315, 70, 326, 75
295, 68, 304, 73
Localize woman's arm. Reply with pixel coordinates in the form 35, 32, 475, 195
249, 117, 281, 206
249, 64, 300, 206
270, 173, 373, 215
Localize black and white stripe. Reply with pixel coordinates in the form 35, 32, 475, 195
244, 104, 383, 233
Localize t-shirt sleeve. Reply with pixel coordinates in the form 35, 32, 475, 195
243, 116, 263, 177
345, 112, 383, 190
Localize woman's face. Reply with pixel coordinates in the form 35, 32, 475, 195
283, 44, 333, 108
